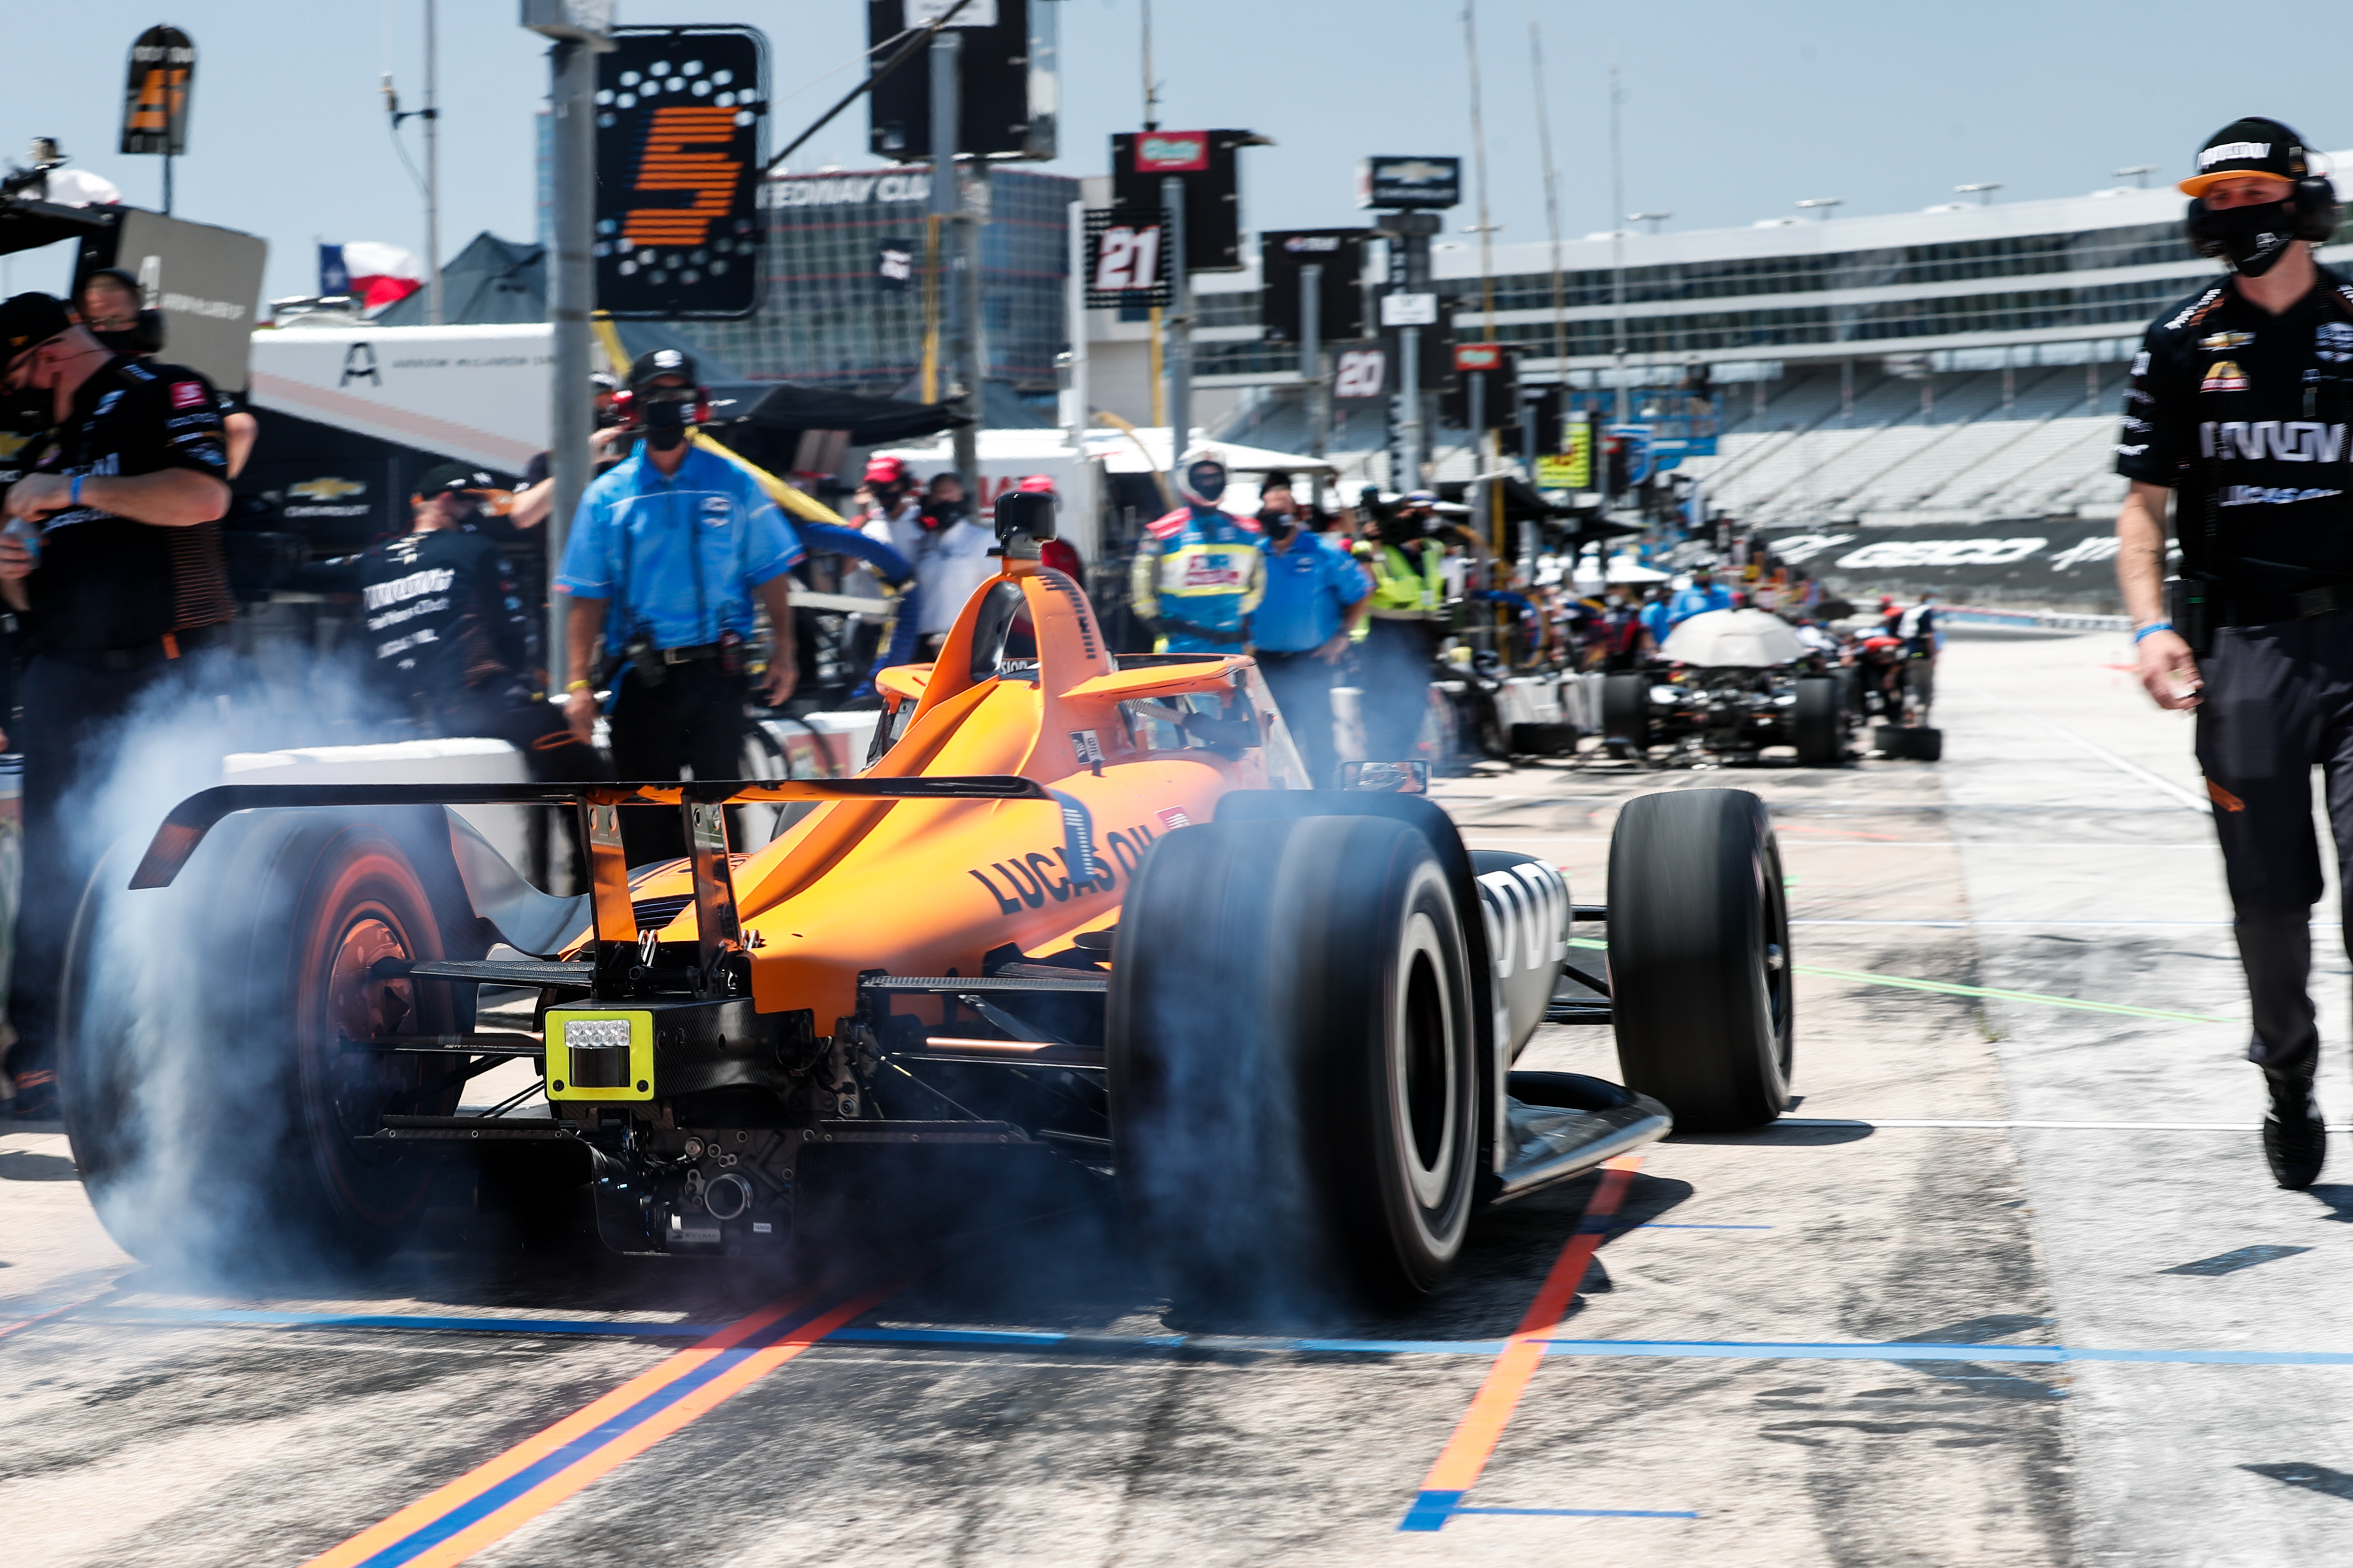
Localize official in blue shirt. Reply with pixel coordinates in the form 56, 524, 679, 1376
1666, 566, 1736, 629
555, 348, 802, 861
1249, 496, 1370, 787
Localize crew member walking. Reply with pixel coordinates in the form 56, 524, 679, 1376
1129, 449, 1265, 655
555, 350, 801, 864
1251, 501, 1370, 786
2119, 117, 2353, 1188
0, 292, 233, 1116
1359, 492, 1446, 762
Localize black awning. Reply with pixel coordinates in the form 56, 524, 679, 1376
710, 381, 970, 446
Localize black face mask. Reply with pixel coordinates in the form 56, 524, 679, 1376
2200, 200, 2301, 278
1261, 509, 1295, 542
642, 396, 689, 451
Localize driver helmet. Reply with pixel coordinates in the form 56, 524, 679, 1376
1176, 446, 1230, 508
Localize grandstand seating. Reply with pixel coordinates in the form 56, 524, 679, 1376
1209, 361, 2134, 521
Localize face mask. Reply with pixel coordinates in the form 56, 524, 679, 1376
2203, 201, 2300, 277
1262, 510, 1295, 542
642, 396, 689, 451
1186, 463, 1227, 503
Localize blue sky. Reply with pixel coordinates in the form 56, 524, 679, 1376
2, 2, 2344, 303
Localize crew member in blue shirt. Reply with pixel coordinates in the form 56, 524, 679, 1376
1666, 565, 1736, 628
556, 348, 802, 863
1249, 494, 1370, 786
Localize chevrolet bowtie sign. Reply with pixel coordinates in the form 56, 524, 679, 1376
1359, 156, 1461, 210
594, 26, 768, 319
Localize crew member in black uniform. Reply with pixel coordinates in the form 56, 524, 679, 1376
0, 292, 233, 1116
304, 463, 584, 772
2119, 118, 2353, 1188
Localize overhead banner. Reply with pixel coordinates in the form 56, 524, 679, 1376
1762, 516, 2123, 604
595, 25, 767, 319
119, 25, 195, 156
1259, 230, 1367, 342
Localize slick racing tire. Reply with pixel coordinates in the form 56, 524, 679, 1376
61, 811, 482, 1272
1875, 723, 1944, 761
1792, 675, 1844, 767
1606, 788, 1792, 1131
1601, 672, 1653, 757
1109, 814, 1479, 1310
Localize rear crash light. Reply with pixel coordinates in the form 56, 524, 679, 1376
545, 1011, 655, 1101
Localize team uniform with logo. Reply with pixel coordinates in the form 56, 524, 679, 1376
2119, 267, 2353, 1079
9, 354, 235, 1093
556, 444, 802, 862
1128, 506, 1265, 653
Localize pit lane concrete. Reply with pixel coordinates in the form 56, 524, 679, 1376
0, 630, 2337, 1566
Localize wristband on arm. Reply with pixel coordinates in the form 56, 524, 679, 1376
2133, 620, 2174, 644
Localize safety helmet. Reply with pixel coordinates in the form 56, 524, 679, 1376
1016, 473, 1057, 494
865, 455, 910, 487
1176, 446, 1230, 507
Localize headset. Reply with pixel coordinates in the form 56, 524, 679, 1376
2185, 136, 2342, 254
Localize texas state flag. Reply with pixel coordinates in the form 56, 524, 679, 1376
323, 240, 423, 312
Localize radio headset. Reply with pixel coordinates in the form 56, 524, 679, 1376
609, 386, 716, 430
2185, 144, 2342, 256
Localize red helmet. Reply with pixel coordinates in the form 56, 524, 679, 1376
864, 455, 909, 486
1016, 473, 1057, 494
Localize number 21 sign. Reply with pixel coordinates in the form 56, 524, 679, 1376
1084, 207, 1173, 307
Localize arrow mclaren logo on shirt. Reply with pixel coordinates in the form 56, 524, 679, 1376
2200, 421, 2350, 461
2221, 485, 2345, 506
2319, 323, 2353, 363
2202, 360, 2250, 393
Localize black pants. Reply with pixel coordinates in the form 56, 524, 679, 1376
605, 662, 749, 866
10, 653, 184, 1086
1359, 618, 1435, 764
1257, 648, 1339, 788
2195, 611, 2353, 1078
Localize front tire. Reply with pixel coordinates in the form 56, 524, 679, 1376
62, 812, 480, 1272
1792, 675, 1843, 766
1109, 814, 1480, 1309
1606, 788, 1792, 1131
1602, 672, 1653, 757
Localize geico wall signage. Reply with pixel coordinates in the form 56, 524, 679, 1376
595, 25, 767, 320
1766, 522, 2124, 581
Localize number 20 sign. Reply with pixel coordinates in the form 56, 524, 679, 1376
1084, 207, 1173, 308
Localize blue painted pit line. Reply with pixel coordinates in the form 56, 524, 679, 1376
71, 1310, 2353, 1369
1401, 1491, 1695, 1530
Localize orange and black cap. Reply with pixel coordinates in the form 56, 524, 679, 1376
2181, 117, 2312, 197
0, 291, 72, 365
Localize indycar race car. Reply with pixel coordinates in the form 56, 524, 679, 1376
61, 494, 1794, 1305
1600, 607, 1849, 767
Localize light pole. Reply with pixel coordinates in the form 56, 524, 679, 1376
1797, 197, 1843, 220
2115, 164, 2157, 189
1955, 181, 2001, 206
1627, 210, 1671, 234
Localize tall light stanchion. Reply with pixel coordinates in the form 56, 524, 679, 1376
1162, 174, 1191, 485
1299, 261, 1324, 507
956, 162, 987, 492
1468, 370, 1485, 477
1063, 197, 1094, 557
1398, 325, 1421, 490
929, 29, 981, 492
545, 36, 597, 690
425, 0, 444, 326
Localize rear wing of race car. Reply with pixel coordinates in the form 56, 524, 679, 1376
129, 776, 1102, 990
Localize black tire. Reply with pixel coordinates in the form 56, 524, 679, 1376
1606, 788, 1792, 1131
1873, 722, 1912, 758
1602, 671, 1653, 755
1510, 721, 1578, 758
1792, 675, 1843, 767
1109, 814, 1479, 1309
61, 811, 483, 1272
1907, 725, 1944, 762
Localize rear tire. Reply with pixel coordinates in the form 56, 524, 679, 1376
1606, 788, 1792, 1131
1792, 675, 1842, 767
1907, 725, 1944, 762
1109, 814, 1479, 1309
1602, 672, 1653, 756
61, 812, 481, 1272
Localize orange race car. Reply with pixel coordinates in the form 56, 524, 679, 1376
61, 493, 1793, 1304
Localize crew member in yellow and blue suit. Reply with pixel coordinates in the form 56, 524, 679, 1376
1129, 448, 1266, 654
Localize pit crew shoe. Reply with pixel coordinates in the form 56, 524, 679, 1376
2263, 1076, 2327, 1190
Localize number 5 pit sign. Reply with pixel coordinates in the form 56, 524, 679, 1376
1084, 207, 1173, 308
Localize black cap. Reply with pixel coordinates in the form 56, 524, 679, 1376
415, 462, 496, 497
628, 346, 696, 387
1262, 470, 1294, 490
0, 292, 73, 362
590, 370, 620, 393
2182, 117, 2313, 196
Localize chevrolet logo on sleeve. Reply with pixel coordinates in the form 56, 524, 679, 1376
290, 477, 367, 502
